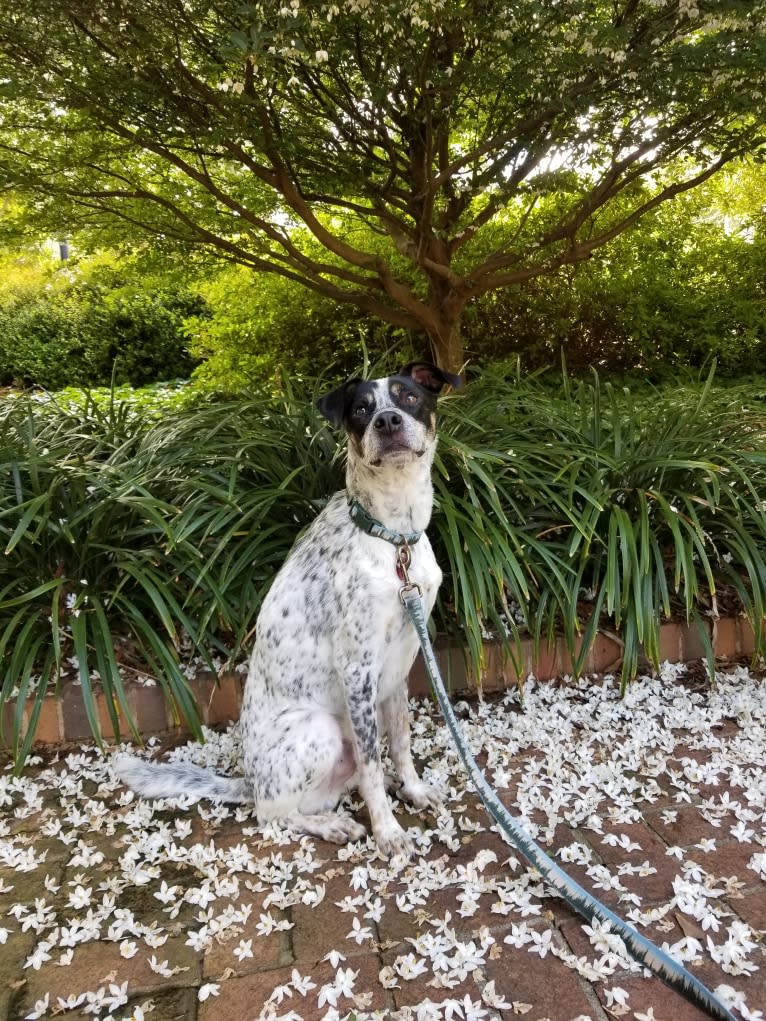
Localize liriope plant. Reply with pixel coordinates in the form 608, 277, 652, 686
2, 364, 766, 766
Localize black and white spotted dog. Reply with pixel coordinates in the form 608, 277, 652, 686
114, 361, 460, 857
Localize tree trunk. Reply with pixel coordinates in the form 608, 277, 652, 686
428, 319, 464, 376
425, 276, 467, 375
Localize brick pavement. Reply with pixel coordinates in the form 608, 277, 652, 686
1, 673, 764, 1021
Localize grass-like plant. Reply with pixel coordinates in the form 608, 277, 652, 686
1, 392, 200, 763
434, 363, 766, 685
2, 364, 765, 767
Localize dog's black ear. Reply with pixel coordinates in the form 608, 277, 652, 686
401, 361, 462, 394
316, 378, 364, 428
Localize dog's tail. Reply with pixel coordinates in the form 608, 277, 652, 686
112, 752, 253, 804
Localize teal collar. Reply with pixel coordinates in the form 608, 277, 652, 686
348, 499, 423, 547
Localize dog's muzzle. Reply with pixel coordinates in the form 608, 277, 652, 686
368, 410, 425, 464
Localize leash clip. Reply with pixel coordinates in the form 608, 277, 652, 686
395, 542, 412, 583
396, 542, 422, 604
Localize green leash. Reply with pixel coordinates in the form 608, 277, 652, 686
348, 497, 733, 1019
400, 584, 735, 1021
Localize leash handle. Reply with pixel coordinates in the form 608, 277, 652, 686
401, 589, 736, 1021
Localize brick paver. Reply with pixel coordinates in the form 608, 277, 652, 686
1, 674, 764, 1021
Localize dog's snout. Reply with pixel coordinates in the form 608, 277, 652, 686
373, 410, 403, 434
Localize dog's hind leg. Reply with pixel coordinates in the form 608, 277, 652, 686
252, 710, 367, 845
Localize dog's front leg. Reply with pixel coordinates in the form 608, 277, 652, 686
382, 682, 442, 812
344, 662, 413, 858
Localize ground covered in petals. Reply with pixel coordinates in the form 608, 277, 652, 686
1, 664, 765, 1021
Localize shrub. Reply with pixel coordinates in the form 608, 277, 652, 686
0, 381, 341, 764
186, 264, 406, 389
2, 366, 766, 766
0, 253, 205, 388
76, 288, 206, 386
0, 393, 204, 762
0, 295, 93, 389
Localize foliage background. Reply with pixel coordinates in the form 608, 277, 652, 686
467, 188, 766, 377
1, 0, 764, 369
0, 250, 203, 389
0, 85, 764, 761
2, 367, 766, 764
4, 162, 766, 391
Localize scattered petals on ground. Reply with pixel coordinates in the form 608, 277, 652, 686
0, 664, 764, 1020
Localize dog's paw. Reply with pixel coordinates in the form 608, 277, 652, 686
400, 780, 442, 813
289, 812, 367, 845
374, 820, 414, 859
321, 815, 368, 845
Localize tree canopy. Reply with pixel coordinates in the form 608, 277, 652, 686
1, 0, 764, 370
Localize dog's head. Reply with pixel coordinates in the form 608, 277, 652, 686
317, 362, 461, 468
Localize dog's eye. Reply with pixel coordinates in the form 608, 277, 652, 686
353, 404, 370, 418
403, 392, 419, 406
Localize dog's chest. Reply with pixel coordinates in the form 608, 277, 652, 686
249, 491, 441, 709
350, 535, 439, 699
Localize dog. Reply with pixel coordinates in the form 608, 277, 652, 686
113, 361, 460, 857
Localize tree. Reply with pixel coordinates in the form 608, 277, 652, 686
1, 1, 764, 371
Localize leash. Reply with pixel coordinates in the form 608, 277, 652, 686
347, 500, 735, 1021
399, 583, 736, 1021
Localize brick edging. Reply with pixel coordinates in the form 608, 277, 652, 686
2, 617, 762, 749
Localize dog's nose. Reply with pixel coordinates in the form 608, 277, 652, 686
373, 411, 403, 434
